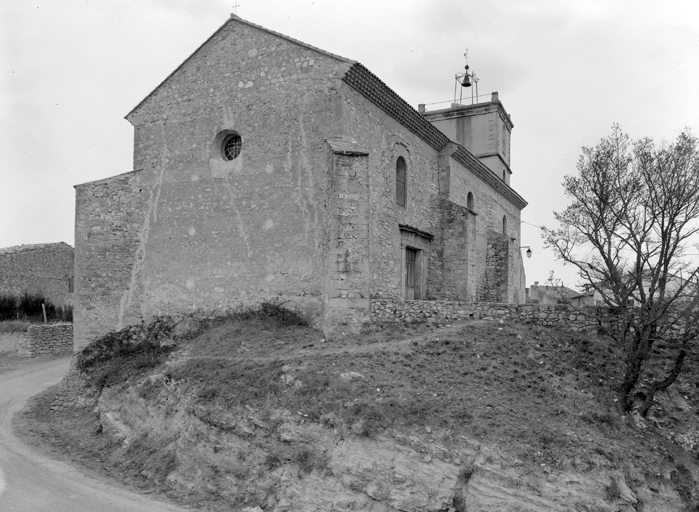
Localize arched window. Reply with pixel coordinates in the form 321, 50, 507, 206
502, 215, 507, 234
396, 157, 407, 206
466, 192, 474, 211
502, 170, 506, 182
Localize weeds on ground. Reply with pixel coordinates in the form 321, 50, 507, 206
0, 320, 30, 333
183, 301, 308, 339
0, 292, 73, 322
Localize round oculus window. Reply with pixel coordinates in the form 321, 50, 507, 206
222, 134, 242, 161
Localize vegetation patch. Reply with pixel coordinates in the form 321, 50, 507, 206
77, 317, 176, 389
0, 292, 72, 322
17, 308, 699, 511
0, 320, 30, 334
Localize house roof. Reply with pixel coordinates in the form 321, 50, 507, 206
0, 242, 73, 256
530, 284, 581, 299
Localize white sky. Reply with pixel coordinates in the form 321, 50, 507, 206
1, 0, 698, 289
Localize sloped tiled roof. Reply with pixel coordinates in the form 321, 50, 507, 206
343, 63, 451, 152
451, 147, 528, 209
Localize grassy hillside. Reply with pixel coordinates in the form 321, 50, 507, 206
16, 307, 699, 511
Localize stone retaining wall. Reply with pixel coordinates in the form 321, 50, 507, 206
19, 323, 73, 357
371, 299, 603, 331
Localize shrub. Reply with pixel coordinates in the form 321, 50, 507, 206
0, 292, 69, 322
19, 292, 47, 318
77, 317, 176, 389
0, 294, 17, 320
226, 301, 308, 329
60, 305, 73, 322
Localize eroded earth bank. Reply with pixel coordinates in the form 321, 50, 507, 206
16, 308, 699, 511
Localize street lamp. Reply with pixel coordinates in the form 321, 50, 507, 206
520, 246, 533, 259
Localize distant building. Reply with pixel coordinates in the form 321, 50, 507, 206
0, 242, 74, 306
527, 282, 594, 307
73, 15, 528, 349
592, 273, 692, 306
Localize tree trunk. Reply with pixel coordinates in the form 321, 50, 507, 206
618, 330, 646, 412
638, 348, 686, 417
619, 354, 643, 412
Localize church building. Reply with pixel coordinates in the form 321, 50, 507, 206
73, 15, 527, 349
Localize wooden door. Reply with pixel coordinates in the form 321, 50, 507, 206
405, 247, 417, 300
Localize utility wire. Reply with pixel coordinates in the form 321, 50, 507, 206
521, 220, 545, 230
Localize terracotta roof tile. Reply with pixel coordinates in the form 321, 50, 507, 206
451, 147, 528, 210
342, 63, 450, 152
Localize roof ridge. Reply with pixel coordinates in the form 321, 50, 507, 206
126, 15, 354, 119
231, 15, 355, 64
0, 242, 73, 255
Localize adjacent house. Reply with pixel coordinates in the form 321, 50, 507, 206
527, 282, 594, 306
73, 15, 527, 349
0, 242, 74, 306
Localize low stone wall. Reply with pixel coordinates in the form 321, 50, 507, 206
19, 323, 73, 357
371, 299, 603, 332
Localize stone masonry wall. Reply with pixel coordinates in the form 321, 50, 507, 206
371, 299, 603, 332
426, 197, 471, 300
19, 323, 73, 357
479, 232, 509, 302
74, 171, 152, 351
0, 243, 74, 306
75, 18, 353, 349
448, 151, 524, 304
322, 139, 371, 335
342, 84, 442, 300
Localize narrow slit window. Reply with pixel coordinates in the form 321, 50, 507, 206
396, 157, 407, 206
467, 192, 474, 211
502, 215, 507, 234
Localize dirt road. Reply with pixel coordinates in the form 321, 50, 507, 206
0, 357, 190, 512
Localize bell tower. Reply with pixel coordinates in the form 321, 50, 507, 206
419, 57, 514, 185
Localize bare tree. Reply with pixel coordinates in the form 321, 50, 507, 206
543, 270, 572, 304
544, 125, 699, 416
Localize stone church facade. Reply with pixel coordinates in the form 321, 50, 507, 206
74, 15, 527, 349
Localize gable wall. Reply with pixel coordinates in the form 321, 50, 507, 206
74, 20, 353, 348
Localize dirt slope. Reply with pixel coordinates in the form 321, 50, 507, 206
16, 312, 699, 511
